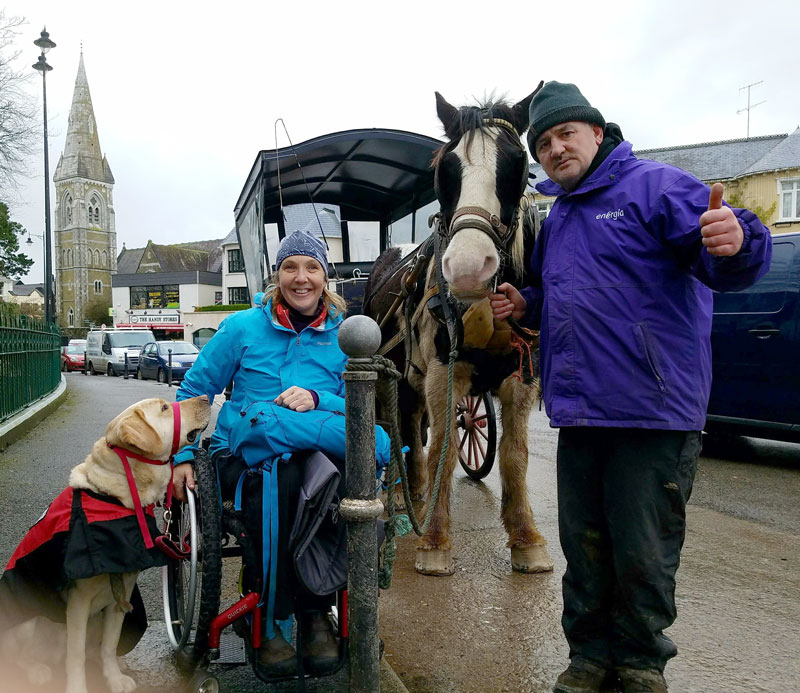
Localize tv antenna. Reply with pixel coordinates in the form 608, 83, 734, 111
737, 81, 765, 139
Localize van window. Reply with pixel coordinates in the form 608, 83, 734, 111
713, 240, 795, 315
108, 332, 153, 349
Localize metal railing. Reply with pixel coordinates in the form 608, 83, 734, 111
0, 303, 61, 423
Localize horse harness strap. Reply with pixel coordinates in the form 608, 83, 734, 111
376, 284, 439, 356
449, 206, 515, 251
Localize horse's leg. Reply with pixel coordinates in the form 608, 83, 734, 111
497, 376, 554, 573
414, 360, 471, 576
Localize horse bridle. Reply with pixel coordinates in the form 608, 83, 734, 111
435, 117, 530, 254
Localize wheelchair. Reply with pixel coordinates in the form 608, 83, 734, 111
160, 445, 349, 693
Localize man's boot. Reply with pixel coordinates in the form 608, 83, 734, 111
617, 667, 668, 693
554, 657, 611, 693
257, 630, 296, 677
301, 611, 339, 675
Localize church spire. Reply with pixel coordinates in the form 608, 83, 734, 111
53, 53, 114, 183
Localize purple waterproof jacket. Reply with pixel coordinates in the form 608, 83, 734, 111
520, 141, 772, 430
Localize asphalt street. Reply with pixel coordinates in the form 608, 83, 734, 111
0, 373, 798, 692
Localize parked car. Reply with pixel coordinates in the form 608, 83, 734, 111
85, 329, 155, 376
68, 338, 87, 348
60, 344, 85, 372
136, 341, 200, 383
706, 232, 800, 443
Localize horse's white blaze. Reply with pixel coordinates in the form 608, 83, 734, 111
441, 131, 502, 296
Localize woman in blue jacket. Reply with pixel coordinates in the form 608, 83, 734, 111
173, 229, 348, 677
491, 83, 772, 693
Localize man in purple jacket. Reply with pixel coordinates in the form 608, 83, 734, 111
491, 82, 772, 693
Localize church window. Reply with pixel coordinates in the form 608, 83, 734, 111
94, 280, 102, 294
89, 194, 102, 226
101, 250, 108, 267
64, 193, 73, 226
95, 250, 101, 266
67, 308, 74, 327
87, 251, 92, 267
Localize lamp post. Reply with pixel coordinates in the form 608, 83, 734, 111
32, 28, 56, 324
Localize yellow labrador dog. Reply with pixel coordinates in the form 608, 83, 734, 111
0, 395, 210, 693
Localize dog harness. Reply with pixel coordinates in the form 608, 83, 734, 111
109, 401, 181, 553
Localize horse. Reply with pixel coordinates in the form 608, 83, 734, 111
363, 88, 553, 576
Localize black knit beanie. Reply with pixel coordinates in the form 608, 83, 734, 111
527, 81, 606, 161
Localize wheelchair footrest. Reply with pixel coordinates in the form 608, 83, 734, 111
216, 631, 248, 664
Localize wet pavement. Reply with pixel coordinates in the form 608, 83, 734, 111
1, 374, 799, 692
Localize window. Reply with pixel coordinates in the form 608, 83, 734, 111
64, 193, 73, 226
536, 200, 553, 223
228, 248, 245, 273
94, 280, 102, 294
229, 287, 249, 304
193, 327, 217, 349
90, 194, 101, 225
129, 284, 180, 309
778, 179, 800, 221
67, 308, 74, 327
214, 291, 223, 305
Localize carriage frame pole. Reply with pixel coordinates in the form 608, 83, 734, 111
338, 315, 384, 692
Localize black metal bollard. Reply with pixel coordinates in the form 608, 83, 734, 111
83, 351, 87, 375
338, 315, 383, 692
124, 353, 129, 380
168, 348, 173, 388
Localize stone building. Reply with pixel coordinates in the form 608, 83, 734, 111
53, 52, 116, 331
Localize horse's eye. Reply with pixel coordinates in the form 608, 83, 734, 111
162, 403, 169, 411
187, 430, 198, 442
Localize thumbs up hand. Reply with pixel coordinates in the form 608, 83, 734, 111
699, 183, 744, 256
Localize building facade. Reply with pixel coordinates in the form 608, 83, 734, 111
53, 53, 117, 331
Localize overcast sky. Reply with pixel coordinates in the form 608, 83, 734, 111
5, 0, 799, 283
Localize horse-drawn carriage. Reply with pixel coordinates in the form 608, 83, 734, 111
161, 92, 553, 690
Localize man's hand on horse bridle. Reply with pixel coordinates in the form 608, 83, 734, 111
490, 282, 526, 322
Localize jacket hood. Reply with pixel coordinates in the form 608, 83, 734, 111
536, 141, 633, 199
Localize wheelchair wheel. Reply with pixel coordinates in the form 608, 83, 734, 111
162, 450, 222, 656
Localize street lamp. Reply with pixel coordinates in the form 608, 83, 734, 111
32, 28, 56, 324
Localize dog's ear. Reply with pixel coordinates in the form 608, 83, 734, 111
109, 407, 163, 458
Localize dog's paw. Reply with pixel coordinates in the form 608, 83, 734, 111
107, 672, 137, 693
27, 662, 53, 684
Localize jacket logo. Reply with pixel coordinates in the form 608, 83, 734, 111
596, 209, 625, 220
316, 341, 332, 346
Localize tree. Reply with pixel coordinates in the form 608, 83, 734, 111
0, 11, 39, 196
0, 200, 33, 277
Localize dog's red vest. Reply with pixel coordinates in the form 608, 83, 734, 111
0, 486, 168, 654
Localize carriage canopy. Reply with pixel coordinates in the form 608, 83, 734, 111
233, 128, 443, 301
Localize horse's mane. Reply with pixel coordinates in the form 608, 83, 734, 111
431, 97, 519, 168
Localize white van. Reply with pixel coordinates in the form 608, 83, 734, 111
85, 329, 155, 376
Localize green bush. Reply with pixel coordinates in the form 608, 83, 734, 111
193, 304, 251, 312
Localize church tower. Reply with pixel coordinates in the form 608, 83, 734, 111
53, 52, 116, 330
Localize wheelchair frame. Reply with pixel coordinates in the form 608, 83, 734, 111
160, 450, 348, 690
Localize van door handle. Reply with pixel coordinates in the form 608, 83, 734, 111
748, 328, 780, 339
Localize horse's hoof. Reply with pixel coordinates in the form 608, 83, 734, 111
415, 549, 454, 576
511, 545, 554, 573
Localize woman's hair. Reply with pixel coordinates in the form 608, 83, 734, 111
262, 273, 347, 317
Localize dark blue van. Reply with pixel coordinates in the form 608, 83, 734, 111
707, 232, 800, 442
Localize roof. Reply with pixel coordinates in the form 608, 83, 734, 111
235, 128, 444, 225
285, 203, 343, 239
9, 283, 45, 297
116, 238, 227, 274
529, 130, 800, 190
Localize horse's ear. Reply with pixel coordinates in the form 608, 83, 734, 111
510, 80, 544, 135
435, 91, 461, 140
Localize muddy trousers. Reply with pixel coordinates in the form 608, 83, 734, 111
556, 427, 701, 672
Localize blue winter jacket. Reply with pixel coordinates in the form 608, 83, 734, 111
520, 141, 772, 430
174, 299, 347, 461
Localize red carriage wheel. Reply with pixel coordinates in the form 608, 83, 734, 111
456, 393, 496, 480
